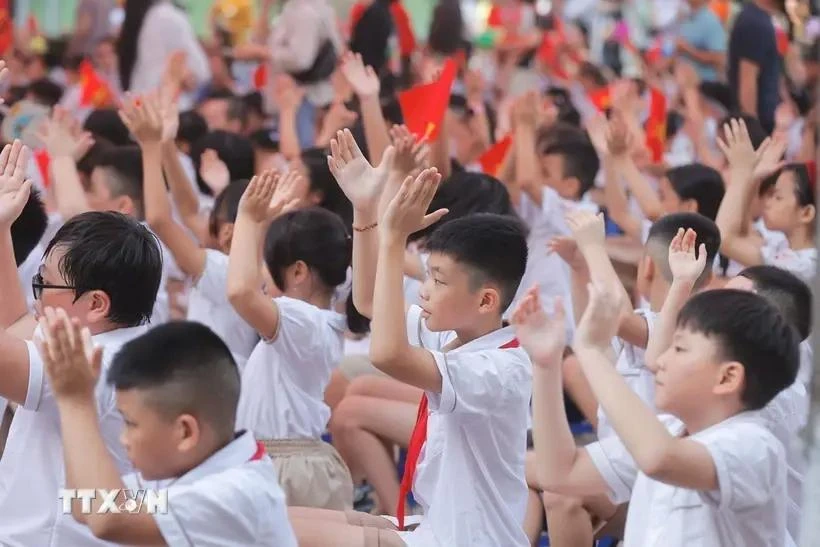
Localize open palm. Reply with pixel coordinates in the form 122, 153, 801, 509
328, 129, 394, 212
511, 287, 566, 368
0, 141, 32, 228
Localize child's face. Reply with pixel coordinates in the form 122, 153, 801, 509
654, 327, 742, 419
116, 389, 194, 480
417, 252, 501, 332
762, 171, 808, 233
657, 177, 697, 215
33, 247, 85, 323
540, 153, 577, 200
87, 168, 136, 216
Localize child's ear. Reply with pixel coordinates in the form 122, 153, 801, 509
638, 254, 655, 284
308, 190, 323, 206
85, 290, 112, 324
478, 287, 501, 315
217, 223, 234, 251
713, 361, 745, 398
291, 260, 310, 284
799, 204, 816, 225
117, 195, 136, 216
175, 414, 201, 454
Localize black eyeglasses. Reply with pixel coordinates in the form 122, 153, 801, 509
31, 272, 75, 301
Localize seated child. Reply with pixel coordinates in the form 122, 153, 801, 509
228, 171, 364, 510
516, 283, 799, 546
37, 315, 298, 546
716, 119, 816, 282
289, 131, 532, 547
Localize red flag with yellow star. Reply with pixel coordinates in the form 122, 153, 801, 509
398, 59, 457, 141
588, 86, 612, 112
645, 87, 667, 163
79, 61, 116, 108
478, 134, 513, 177
0, 0, 12, 56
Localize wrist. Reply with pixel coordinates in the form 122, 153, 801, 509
353, 209, 378, 227
378, 230, 408, 249
670, 277, 696, 294
56, 394, 98, 415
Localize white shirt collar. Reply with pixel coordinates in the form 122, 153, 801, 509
172, 430, 259, 486
451, 325, 517, 354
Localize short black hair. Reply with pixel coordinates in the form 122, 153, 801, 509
177, 110, 208, 148
300, 147, 354, 230
93, 145, 144, 218
190, 130, 255, 196
26, 78, 64, 107
11, 188, 47, 266
408, 171, 521, 245
542, 137, 600, 198
76, 139, 115, 178
665, 163, 725, 221
83, 108, 133, 146
43, 212, 162, 327
738, 265, 812, 340
545, 87, 581, 127
242, 91, 265, 118
676, 289, 800, 410
107, 321, 240, 440
208, 179, 250, 238
425, 213, 528, 311
760, 163, 815, 207
201, 93, 248, 129
718, 114, 767, 150
646, 212, 721, 289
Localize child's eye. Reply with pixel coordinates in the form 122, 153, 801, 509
674, 345, 685, 353
433, 279, 444, 286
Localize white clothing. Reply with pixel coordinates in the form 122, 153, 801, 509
588, 413, 788, 547
236, 297, 345, 439
402, 305, 531, 547
0, 325, 146, 546
123, 430, 297, 547
760, 238, 817, 284
186, 250, 258, 366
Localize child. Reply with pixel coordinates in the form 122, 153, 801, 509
515, 283, 798, 545
716, 118, 817, 282
119, 94, 259, 365
289, 133, 532, 547
37, 314, 298, 546
227, 171, 363, 510
11, 188, 48, 311
0, 142, 163, 544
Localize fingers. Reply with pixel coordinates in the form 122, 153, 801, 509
5, 140, 22, 179
0, 142, 11, 173
343, 128, 364, 160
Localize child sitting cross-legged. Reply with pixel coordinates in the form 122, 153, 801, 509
513, 276, 799, 545
36, 312, 298, 546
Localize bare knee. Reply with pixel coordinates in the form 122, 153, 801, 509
345, 375, 386, 397
541, 492, 584, 514
330, 396, 369, 437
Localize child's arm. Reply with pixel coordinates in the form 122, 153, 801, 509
327, 129, 397, 319
37, 309, 165, 545
341, 53, 392, 165
512, 287, 610, 496
715, 119, 787, 267
370, 170, 448, 391
645, 228, 707, 372
227, 171, 301, 339
0, 141, 33, 328
273, 75, 305, 161
573, 282, 719, 491
547, 236, 591, 323
512, 92, 543, 206
119, 95, 207, 279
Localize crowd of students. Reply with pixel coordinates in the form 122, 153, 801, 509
0, 0, 817, 545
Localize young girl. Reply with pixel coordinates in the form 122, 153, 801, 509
716, 119, 816, 283
228, 171, 365, 510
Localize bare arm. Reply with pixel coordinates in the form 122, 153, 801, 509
160, 142, 210, 244
612, 155, 664, 222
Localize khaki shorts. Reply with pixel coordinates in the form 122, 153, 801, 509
261, 438, 354, 510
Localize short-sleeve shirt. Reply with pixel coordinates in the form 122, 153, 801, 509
728, 2, 782, 132
760, 238, 817, 283
186, 249, 259, 366
587, 413, 788, 546
235, 297, 346, 439
403, 305, 531, 547
678, 6, 727, 82
0, 326, 147, 546
123, 431, 297, 547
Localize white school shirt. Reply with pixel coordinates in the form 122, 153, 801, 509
588, 412, 788, 547
596, 310, 657, 440
760, 238, 817, 284
186, 250, 258, 367
514, 188, 599, 340
0, 325, 146, 546
402, 305, 531, 547
236, 296, 346, 439
122, 430, 297, 547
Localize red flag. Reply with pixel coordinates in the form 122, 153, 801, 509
775, 27, 789, 57
390, 2, 416, 56
398, 59, 457, 141
0, 0, 12, 56
253, 64, 268, 91
645, 87, 667, 163
479, 135, 513, 177
588, 87, 612, 112
79, 61, 115, 108
34, 149, 51, 189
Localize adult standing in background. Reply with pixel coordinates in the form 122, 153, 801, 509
117, 0, 210, 108
677, 0, 727, 82
728, 0, 787, 133
68, 0, 115, 57
268, 0, 342, 149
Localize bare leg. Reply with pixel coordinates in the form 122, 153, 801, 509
523, 488, 545, 546
325, 369, 351, 411
542, 491, 594, 547
345, 375, 423, 404
330, 395, 417, 515
289, 508, 404, 547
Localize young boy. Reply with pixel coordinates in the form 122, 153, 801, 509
515, 282, 798, 545
36, 315, 298, 546
0, 147, 163, 544
290, 131, 532, 546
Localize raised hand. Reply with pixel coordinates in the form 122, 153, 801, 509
574, 281, 624, 351
565, 210, 606, 252
752, 133, 787, 182
511, 286, 566, 368
159, 87, 180, 143
547, 236, 587, 272
328, 128, 395, 214
36, 307, 103, 402
716, 118, 760, 174
605, 113, 633, 158
390, 124, 429, 178
668, 228, 707, 286
119, 93, 163, 145
36, 107, 93, 159
341, 52, 380, 98
381, 168, 448, 239
274, 74, 306, 113
239, 170, 285, 223
0, 140, 33, 228
199, 149, 231, 195
323, 101, 359, 133
584, 112, 610, 157
269, 169, 305, 216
